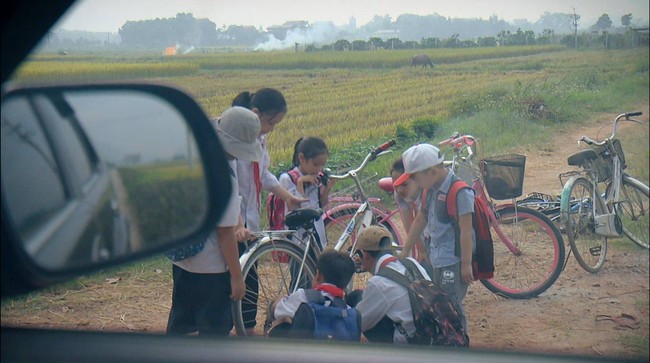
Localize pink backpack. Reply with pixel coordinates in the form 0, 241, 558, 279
266, 169, 300, 230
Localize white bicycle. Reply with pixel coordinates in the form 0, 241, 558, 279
560, 111, 649, 273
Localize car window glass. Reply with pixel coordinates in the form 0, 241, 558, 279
1, 97, 67, 238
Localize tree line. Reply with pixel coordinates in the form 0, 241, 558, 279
44, 12, 647, 51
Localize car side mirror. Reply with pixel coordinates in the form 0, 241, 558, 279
1, 83, 232, 297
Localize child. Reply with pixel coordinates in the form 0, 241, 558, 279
267, 249, 358, 340
390, 157, 429, 268
396, 143, 475, 332
279, 136, 335, 251
166, 106, 259, 336
353, 226, 431, 343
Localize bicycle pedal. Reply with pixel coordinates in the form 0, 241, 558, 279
588, 246, 602, 256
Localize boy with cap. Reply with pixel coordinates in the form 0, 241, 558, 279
166, 106, 260, 336
352, 226, 430, 343
395, 143, 475, 332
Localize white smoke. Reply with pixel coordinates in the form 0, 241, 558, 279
254, 22, 341, 51
182, 46, 195, 54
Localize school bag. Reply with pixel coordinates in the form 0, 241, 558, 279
290, 289, 361, 341
445, 177, 495, 280
377, 258, 469, 347
164, 240, 205, 262
266, 169, 301, 230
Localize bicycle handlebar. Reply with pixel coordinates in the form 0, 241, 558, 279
579, 111, 644, 146
372, 140, 396, 155
327, 140, 395, 180
439, 133, 477, 163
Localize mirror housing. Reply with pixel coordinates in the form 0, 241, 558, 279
1, 83, 232, 297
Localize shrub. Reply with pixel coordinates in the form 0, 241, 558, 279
411, 117, 442, 139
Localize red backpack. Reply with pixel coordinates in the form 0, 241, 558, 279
266, 169, 300, 230
445, 178, 495, 280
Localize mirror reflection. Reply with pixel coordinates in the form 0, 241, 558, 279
1, 88, 207, 271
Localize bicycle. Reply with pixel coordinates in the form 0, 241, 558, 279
560, 111, 649, 273
437, 133, 565, 299
231, 141, 399, 336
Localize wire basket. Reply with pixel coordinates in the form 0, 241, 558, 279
591, 139, 625, 183
480, 154, 526, 200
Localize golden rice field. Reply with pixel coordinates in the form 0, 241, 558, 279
12, 46, 649, 165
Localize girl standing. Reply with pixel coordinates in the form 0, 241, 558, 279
231, 88, 305, 335
280, 136, 335, 250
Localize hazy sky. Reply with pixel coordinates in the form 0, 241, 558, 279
55, 0, 649, 33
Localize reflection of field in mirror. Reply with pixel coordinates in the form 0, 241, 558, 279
118, 162, 206, 247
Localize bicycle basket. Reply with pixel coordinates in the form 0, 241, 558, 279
591, 139, 625, 183
480, 154, 526, 200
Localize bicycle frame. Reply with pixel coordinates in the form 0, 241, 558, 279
440, 136, 523, 256
559, 112, 643, 237
325, 200, 402, 246
324, 140, 398, 255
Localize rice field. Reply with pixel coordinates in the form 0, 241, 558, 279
11, 46, 649, 166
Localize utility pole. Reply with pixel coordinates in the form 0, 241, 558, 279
570, 7, 580, 50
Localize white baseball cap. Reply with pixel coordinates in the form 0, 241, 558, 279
393, 143, 444, 187
216, 106, 262, 162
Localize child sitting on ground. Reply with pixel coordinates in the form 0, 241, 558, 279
265, 249, 359, 341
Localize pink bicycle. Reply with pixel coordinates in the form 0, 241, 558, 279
436, 133, 565, 298
326, 137, 567, 299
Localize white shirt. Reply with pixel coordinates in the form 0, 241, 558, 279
173, 160, 241, 273
279, 167, 327, 250
355, 255, 431, 343
236, 135, 280, 231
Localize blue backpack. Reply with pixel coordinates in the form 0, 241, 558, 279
291, 289, 361, 341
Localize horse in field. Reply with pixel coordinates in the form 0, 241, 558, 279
410, 54, 434, 68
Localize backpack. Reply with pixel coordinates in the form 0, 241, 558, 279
446, 178, 495, 280
164, 240, 205, 262
377, 258, 469, 347
290, 289, 361, 341
267, 169, 301, 230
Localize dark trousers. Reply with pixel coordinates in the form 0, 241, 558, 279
166, 265, 232, 336
346, 289, 394, 343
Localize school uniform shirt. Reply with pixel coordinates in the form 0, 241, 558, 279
273, 283, 343, 320
173, 160, 242, 274
279, 167, 327, 250
423, 170, 476, 268
236, 135, 280, 231
356, 255, 431, 343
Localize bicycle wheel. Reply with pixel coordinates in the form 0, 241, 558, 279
231, 238, 317, 336
324, 206, 400, 290
481, 205, 565, 299
617, 176, 649, 249
564, 178, 608, 273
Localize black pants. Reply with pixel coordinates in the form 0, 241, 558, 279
166, 265, 232, 336
346, 289, 395, 343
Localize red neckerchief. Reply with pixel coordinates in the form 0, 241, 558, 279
379, 256, 397, 270
252, 161, 262, 208
313, 283, 345, 298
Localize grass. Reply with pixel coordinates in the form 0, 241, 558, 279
618, 335, 650, 357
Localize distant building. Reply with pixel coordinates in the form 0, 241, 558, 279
267, 20, 309, 40
349, 16, 356, 29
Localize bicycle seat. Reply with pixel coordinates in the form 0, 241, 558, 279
567, 149, 599, 166
284, 208, 323, 230
378, 177, 394, 193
